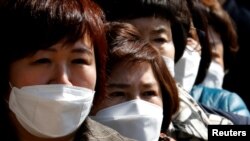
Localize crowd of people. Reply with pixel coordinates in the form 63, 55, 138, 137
0, 0, 249, 141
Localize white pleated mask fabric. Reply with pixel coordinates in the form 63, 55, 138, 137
175, 45, 201, 92
9, 84, 95, 138
202, 60, 225, 89
162, 55, 175, 77
91, 99, 163, 141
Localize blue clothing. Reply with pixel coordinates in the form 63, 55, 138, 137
190, 84, 250, 117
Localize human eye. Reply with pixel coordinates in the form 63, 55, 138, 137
142, 90, 158, 98
152, 37, 167, 43
33, 58, 51, 64
106, 90, 127, 101
71, 58, 89, 65
109, 91, 125, 97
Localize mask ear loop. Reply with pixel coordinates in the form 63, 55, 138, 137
9, 82, 13, 89
5, 82, 14, 105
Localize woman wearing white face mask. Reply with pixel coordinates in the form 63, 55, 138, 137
176, 0, 250, 119
91, 22, 180, 141
0, 1, 136, 141
94, 0, 235, 140
174, 37, 202, 92
200, 0, 239, 90
189, 0, 250, 117
201, 26, 226, 89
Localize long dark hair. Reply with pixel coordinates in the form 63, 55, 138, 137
186, 0, 212, 84
207, 7, 239, 71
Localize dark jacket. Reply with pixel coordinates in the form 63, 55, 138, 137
222, 0, 250, 109
77, 117, 136, 141
200, 104, 250, 125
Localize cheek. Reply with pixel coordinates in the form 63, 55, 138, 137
9, 65, 49, 88
146, 97, 163, 108
148, 88, 163, 107
156, 98, 163, 107
213, 44, 224, 57
161, 43, 175, 59
73, 65, 97, 90
84, 67, 96, 89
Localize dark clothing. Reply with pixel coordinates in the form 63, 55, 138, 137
200, 104, 250, 125
222, 0, 250, 109
77, 117, 136, 141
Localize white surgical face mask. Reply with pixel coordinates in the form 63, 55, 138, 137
174, 45, 201, 92
202, 60, 225, 89
162, 55, 175, 77
91, 99, 163, 141
9, 84, 95, 138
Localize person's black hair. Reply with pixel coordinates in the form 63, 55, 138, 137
95, 0, 191, 62
0, 0, 107, 139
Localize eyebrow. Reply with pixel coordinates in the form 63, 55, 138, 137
41, 45, 93, 55
107, 83, 130, 88
71, 46, 93, 55
141, 83, 158, 88
107, 82, 158, 88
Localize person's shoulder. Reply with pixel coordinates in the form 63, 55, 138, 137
191, 84, 232, 98
84, 117, 137, 141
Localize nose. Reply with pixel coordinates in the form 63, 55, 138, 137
49, 64, 73, 85
127, 93, 141, 101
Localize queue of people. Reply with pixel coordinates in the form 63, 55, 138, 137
0, 0, 249, 141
